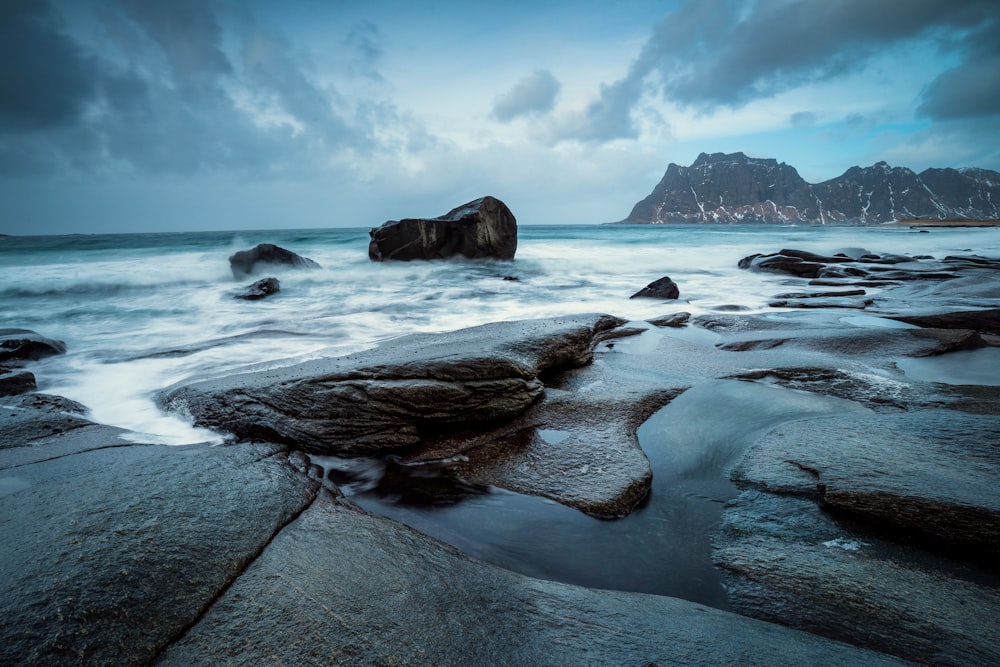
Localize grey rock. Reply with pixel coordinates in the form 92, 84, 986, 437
647, 311, 691, 327
157, 492, 907, 667
369, 196, 517, 261
732, 410, 1000, 561
229, 243, 320, 278
0, 368, 35, 396
160, 315, 624, 457
0, 415, 319, 666
0, 329, 66, 362
630, 275, 680, 299
234, 276, 280, 300
887, 308, 1000, 335
715, 491, 1000, 666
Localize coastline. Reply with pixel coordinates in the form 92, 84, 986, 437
2, 233, 999, 664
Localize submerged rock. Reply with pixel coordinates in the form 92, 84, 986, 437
234, 277, 280, 300
630, 275, 680, 299
368, 195, 517, 261
229, 243, 320, 278
160, 315, 624, 457
0, 329, 66, 362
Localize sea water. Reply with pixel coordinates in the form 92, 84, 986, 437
3, 223, 999, 443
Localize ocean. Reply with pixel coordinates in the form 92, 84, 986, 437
4, 223, 999, 445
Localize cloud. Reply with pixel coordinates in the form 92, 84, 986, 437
0, 0, 423, 180
789, 111, 817, 128
0, 1, 101, 131
557, 0, 1000, 142
492, 70, 561, 122
918, 12, 1000, 120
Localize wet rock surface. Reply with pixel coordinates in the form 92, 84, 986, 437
229, 243, 320, 278
1, 392, 906, 666
0, 329, 66, 362
369, 195, 517, 261
156, 491, 906, 667
234, 276, 280, 300
0, 399, 319, 666
630, 275, 680, 299
159, 314, 623, 458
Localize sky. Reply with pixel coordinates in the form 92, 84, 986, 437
1, 0, 998, 235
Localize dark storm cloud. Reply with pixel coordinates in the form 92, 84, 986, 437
919, 13, 1000, 120
492, 70, 561, 122
562, 0, 1000, 142
0, 1, 101, 130
0, 0, 411, 179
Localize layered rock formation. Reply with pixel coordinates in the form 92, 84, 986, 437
369, 195, 517, 261
619, 152, 1000, 224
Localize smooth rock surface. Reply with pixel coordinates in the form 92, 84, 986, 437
368, 196, 517, 261
715, 491, 1000, 666
160, 315, 623, 457
0, 409, 319, 666
157, 492, 907, 667
732, 410, 1000, 561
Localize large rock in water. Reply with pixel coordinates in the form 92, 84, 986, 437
368, 195, 517, 261
229, 243, 320, 278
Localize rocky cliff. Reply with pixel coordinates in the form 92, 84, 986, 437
620, 152, 1000, 224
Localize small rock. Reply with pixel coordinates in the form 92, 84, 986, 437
631, 276, 680, 300
235, 277, 280, 301
0, 329, 66, 362
0, 368, 35, 396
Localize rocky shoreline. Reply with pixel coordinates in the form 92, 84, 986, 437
3, 244, 999, 664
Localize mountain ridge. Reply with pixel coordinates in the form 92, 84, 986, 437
618, 152, 1000, 225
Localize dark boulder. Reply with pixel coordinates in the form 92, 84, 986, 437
234, 277, 280, 301
368, 195, 517, 261
229, 244, 320, 279
0, 329, 66, 362
0, 368, 35, 396
631, 276, 680, 299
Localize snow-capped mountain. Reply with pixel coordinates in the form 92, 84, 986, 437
619, 152, 1000, 224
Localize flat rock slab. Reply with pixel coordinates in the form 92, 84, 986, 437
0, 415, 319, 666
715, 491, 1000, 666
733, 410, 1000, 560
160, 315, 624, 456
157, 492, 907, 667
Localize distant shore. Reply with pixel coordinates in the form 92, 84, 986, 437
890, 218, 1000, 228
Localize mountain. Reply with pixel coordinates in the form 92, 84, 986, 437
618, 152, 1000, 224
